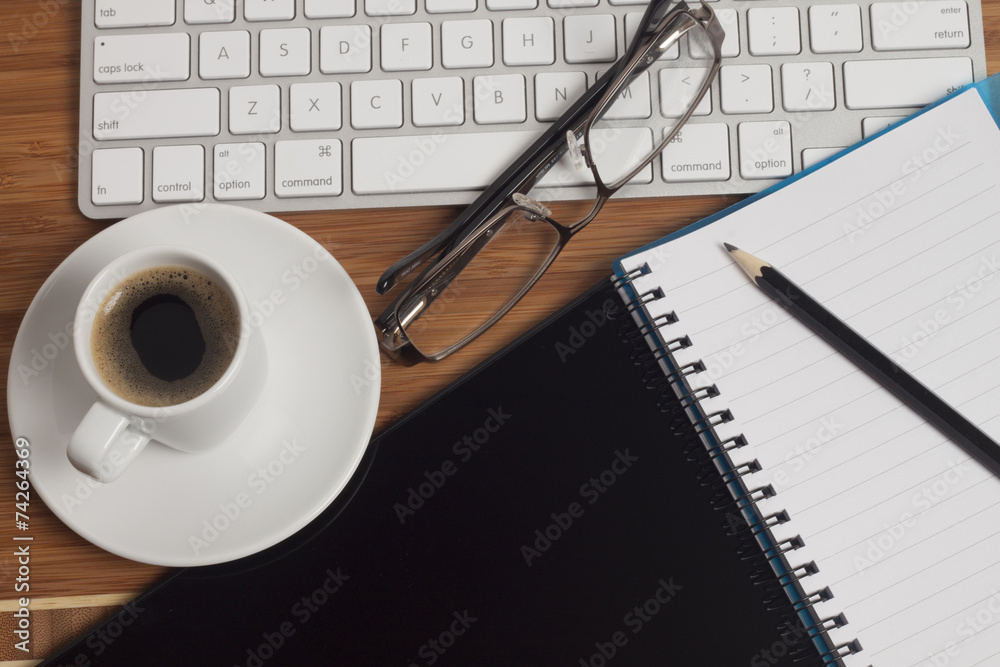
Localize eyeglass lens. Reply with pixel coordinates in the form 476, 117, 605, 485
399, 210, 562, 358
527, 18, 717, 222
396, 12, 718, 359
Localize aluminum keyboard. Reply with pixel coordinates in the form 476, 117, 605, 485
78, 0, 987, 219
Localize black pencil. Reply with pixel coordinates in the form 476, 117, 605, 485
724, 242, 1000, 478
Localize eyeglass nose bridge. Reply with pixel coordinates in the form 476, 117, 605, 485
566, 130, 587, 173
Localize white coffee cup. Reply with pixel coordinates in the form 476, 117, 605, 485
68, 245, 268, 483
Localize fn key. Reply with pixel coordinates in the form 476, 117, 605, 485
92, 148, 143, 206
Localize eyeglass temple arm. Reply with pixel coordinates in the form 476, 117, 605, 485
374, 0, 686, 296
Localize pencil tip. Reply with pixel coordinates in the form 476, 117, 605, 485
723, 242, 738, 253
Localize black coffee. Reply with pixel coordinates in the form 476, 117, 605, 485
91, 265, 240, 407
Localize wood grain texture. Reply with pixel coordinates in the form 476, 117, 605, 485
0, 0, 997, 660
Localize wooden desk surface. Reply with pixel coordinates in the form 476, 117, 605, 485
1, 2, 998, 661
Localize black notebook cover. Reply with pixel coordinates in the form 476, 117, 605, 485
42, 281, 813, 667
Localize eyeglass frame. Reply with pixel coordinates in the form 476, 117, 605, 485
374, 0, 724, 365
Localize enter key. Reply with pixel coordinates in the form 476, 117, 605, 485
871, 1, 970, 51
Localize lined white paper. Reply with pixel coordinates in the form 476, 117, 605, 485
621, 89, 1000, 666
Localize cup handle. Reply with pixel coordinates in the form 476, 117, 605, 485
68, 403, 151, 483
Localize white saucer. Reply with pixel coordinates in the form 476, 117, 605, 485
7, 205, 380, 567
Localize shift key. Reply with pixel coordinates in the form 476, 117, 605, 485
93, 88, 220, 140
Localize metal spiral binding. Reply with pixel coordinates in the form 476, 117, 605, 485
613, 270, 862, 666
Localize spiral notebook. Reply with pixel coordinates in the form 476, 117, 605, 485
614, 76, 1000, 666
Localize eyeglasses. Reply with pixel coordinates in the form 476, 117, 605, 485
374, 0, 724, 364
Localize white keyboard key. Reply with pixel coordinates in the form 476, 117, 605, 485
291, 82, 343, 131
801, 146, 845, 170
701, 9, 740, 59
809, 4, 862, 54
601, 70, 650, 119
381, 23, 433, 71
199, 31, 251, 79
185, 0, 235, 24
610, 0, 648, 5
305, 0, 356, 18
720, 64, 774, 114
503, 18, 555, 66
214, 143, 266, 200
871, 1, 970, 51
93, 34, 189, 84
660, 68, 712, 117
549, 0, 598, 8
353, 131, 538, 194
93, 88, 220, 140
92, 148, 144, 205
412, 77, 465, 126
230, 85, 281, 134
365, 0, 416, 15
441, 20, 494, 69
534, 71, 587, 121
862, 115, 907, 138
661, 123, 730, 183
474, 74, 526, 124
748, 7, 801, 56
426, 0, 477, 12
245, 0, 295, 21
688, 9, 738, 59
351, 79, 403, 129
260, 28, 312, 76
487, 0, 536, 8
95, 1, 174, 28
738, 121, 792, 180
320, 26, 372, 73
781, 62, 835, 112
275, 140, 343, 197
564, 15, 617, 63
152, 145, 204, 203
844, 57, 972, 109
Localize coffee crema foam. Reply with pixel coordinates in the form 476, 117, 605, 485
91, 265, 240, 407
